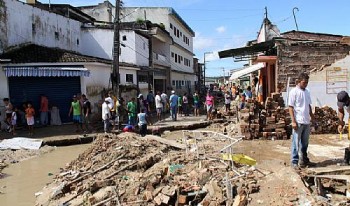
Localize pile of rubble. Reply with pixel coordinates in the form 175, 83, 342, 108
36, 132, 264, 206
313, 106, 340, 134
239, 93, 291, 140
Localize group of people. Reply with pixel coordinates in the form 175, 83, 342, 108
2, 98, 36, 136
68, 93, 92, 134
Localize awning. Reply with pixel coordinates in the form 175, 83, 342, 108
229, 63, 264, 80
3, 66, 90, 77
218, 40, 275, 58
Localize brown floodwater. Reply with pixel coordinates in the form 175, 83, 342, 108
0, 144, 90, 206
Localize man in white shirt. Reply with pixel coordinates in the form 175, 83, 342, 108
155, 91, 163, 121
102, 99, 111, 134
161, 91, 168, 113
288, 72, 315, 169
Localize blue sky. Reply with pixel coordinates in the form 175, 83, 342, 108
32, 0, 350, 76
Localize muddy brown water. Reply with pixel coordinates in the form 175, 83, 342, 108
0, 144, 90, 206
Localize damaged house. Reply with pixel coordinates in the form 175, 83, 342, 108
219, 17, 350, 110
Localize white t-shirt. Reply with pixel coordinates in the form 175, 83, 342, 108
161, 93, 168, 103
288, 86, 312, 124
155, 95, 162, 109
102, 102, 111, 120
225, 94, 231, 104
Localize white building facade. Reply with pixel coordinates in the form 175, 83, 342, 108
122, 7, 196, 94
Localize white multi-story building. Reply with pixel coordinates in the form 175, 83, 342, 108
122, 7, 196, 94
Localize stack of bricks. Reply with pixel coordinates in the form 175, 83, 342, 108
261, 93, 291, 140
239, 93, 291, 140
239, 99, 261, 140
313, 106, 339, 134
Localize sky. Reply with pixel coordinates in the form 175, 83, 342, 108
31, 0, 350, 77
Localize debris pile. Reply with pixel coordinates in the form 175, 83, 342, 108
36, 132, 264, 206
313, 106, 340, 134
239, 93, 291, 140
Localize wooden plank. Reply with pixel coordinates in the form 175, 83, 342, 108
144, 135, 186, 150
307, 166, 350, 175
310, 175, 350, 181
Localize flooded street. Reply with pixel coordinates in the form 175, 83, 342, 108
0, 144, 90, 206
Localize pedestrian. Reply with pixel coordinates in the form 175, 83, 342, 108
288, 72, 315, 169
205, 91, 215, 120
169, 90, 179, 121
225, 91, 231, 112
147, 90, 155, 112
127, 97, 137, 126
161, 91, 168, 113
244, 86, 253, 100
137, 108, 149, 137
82, 94, 92, 133
25, 102, 35, 136
155, 91, 163, 121
102, 99, 111, 134
239, 89, 246, 110
183, 93, 189, 116
68, 95, 83, 133
178, 94, 183, 116
3, 98, 13, 131
193, 91, 200, 116
39, 94, 49, 126
336, 91, 350, 165
10, 107, 18, 135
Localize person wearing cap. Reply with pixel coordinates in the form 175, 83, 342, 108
69, 95, 83, 133
337, 91, 350, 133
337, 91, 350, 165
169, 90, 179, 121
288, 72, 315, 169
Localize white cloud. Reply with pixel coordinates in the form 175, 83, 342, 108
216, 26, 226, 34
193, 32, 215, 50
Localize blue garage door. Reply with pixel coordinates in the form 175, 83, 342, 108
8, 77, 81, 123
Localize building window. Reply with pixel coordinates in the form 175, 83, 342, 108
170, 23, 173, 29
138, 75, 148, 83
180, 31, 182, 37
174, 27, 177, 36
126, 74, 133, 83
175, 54, 178, 63
143, 42, 146, 50
77, 38, 79, 45
54, 31, 59, 40
122, 35, 127, 41
177, 29, 179, 37
180, 56, 183, 61
181, 80, 185, 86
171, 52, 174, 58
172, 80, 175, 86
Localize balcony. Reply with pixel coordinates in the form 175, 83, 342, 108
153, 52, 170, 67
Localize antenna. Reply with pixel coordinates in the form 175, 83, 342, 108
264, 7, 268, 19
293, 7, 299, 31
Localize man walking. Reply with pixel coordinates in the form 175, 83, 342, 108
68, 95, 84, 133
127, 97, 137, 126
155, 91, 163, 121
288, 72, 315, 169
169, 90, 179, 121
82, 94, 92, 133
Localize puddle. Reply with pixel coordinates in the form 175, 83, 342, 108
0, 144, 90, 206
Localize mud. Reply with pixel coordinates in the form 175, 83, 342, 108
0, 144, 90, 206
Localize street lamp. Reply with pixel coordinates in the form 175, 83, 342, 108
203, 52, 212, 92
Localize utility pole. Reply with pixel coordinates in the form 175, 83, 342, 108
222, 67, 225, 85
112, 0, 121, 97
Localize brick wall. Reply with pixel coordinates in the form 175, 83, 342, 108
276, 39, 350, 90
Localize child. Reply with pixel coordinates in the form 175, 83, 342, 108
10, 107, 18, 135
137, 108, 149, 137
25, 103, 35, 136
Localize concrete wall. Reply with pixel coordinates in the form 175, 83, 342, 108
170, 44, 194, 73
0, 68, 9, 100
81, 28, 149, 66
1, 0, 81, 53
79, 1, 112, 22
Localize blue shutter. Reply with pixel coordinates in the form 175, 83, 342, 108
8, 77, 81, 123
